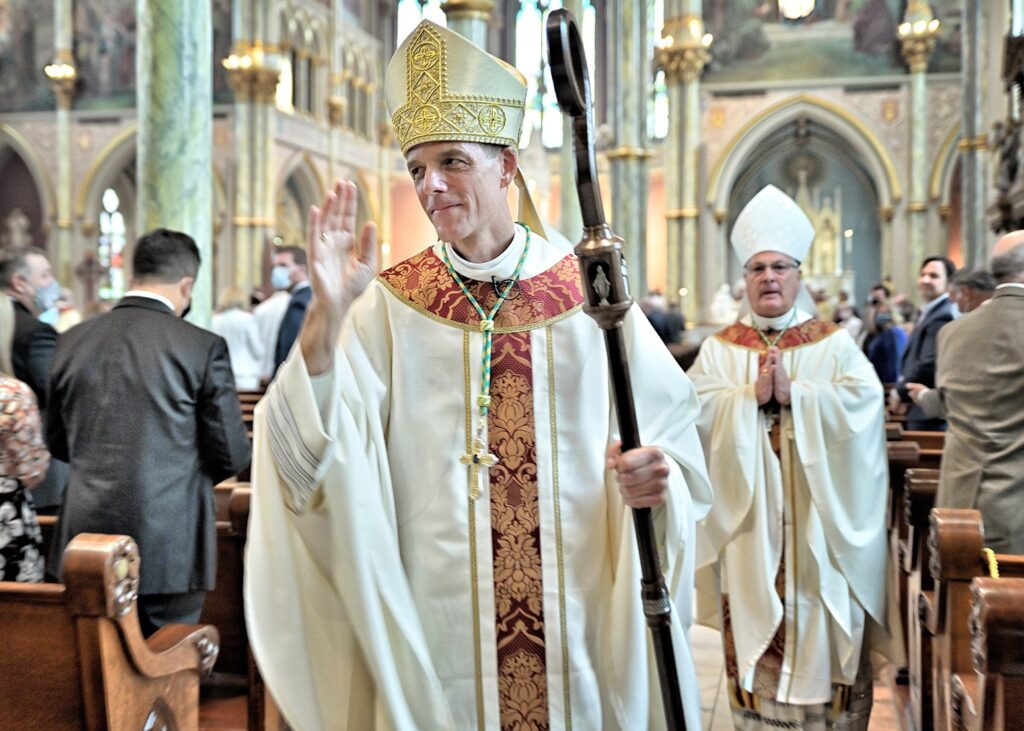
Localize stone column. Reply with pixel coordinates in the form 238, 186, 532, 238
606, 0, 651, 296
558, 0, 584, 243
378, 124, 395, 269
657, 6, 710, 322
45, 0, 76, 285
441, 0, 494, 50
959, 0, 988, 268
137, 0, 213, 324
224, 41, 280, 290
898, 2, 939, 287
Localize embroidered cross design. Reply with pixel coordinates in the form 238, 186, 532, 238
460, 436, 498, 501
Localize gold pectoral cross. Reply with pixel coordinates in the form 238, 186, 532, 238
460, 436, 498, 500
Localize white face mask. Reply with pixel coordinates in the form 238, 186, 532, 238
270, 265, 291, 291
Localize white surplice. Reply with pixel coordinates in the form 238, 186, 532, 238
244, 229, 713, 730
688, 310, 898, 707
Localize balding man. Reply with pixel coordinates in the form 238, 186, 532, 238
923, 232, 1024, 552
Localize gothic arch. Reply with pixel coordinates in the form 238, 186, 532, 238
0, 124, 55, 225
930, 121, 961, 207
706, 94, 902, 217
75, 126, 138, 226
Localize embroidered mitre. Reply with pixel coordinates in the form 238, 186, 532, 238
731, 184, 815, 266
385, 21, 528, 154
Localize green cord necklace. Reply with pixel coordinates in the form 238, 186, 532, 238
440, 224, 532, 500
753, 310, 797, 349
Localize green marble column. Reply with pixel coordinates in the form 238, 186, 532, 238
657, 4, 710, 322
558, 0, 584, 243
960, 0, 988, 268
607, 0, 650, 296
899, 2, 938, 291
46, 0, 75, 285
441, 0, 494, 51
137, 0, 213, 324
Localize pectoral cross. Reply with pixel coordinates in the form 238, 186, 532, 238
460, 436, 498, 500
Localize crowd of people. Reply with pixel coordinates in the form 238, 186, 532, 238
1, 18, 1022, 731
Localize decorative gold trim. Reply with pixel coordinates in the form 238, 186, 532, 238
604, 145, 654, 161
711, 326, 845, 354
232, 216, 276, 226
441, 0, 495, 16
956, 133, 988, 151
879, 205, 895, 223
465, 331, 485, 731
546, 325, 572, 730
713, 209, 727, 224
706, 94, 903, 209
929, 123, 961, 201
906, 201, 928, 213
665, 208, 700, 219
938, 203, 951, 221
377, 277, 584, 333
54, 218, 73, 229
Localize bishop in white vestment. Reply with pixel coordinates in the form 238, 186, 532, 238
688, 186, 900, 730
244, 21, 712, 731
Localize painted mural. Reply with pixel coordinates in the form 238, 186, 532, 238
0, 0, 56, 112
73, 0, 233, 110
703, 0, 962, 85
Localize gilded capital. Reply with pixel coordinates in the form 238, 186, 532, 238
897, 2, 939, 73
223, 42, 282, 103
656, 15, 713, 84
44, 51, 77, 108
441, 0, 494, 22
329, 96, 348, 129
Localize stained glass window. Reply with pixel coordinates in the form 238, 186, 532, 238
397, 0, 446, 46
515, 0, 596, 150
97, 187, 126, 301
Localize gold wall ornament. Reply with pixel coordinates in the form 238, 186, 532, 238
656, 14, 713, 84
604, 145, 654, 161
44, 57, 77, 108
385, 21, 526, 154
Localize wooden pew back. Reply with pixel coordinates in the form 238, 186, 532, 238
0, 534, 219, 730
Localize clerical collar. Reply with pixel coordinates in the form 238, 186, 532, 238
442, 225, 527, 283
747, 307, 813, 331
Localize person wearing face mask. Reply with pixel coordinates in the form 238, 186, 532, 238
0, 246, 68, 517
46, 228, 251, 636
270, 245, 311, 374
252, 248, 295, 382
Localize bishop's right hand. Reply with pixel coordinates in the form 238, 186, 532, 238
300, 179, 378, 376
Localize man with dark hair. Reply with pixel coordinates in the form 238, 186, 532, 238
0, 245, 67, 514
949, 268, 996, 314
270, 244, 310, 373
890, 255, 956, 430
47, 228, 251, 635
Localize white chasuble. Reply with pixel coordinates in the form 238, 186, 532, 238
245, 230, 713, 731
688, 315, 901, 707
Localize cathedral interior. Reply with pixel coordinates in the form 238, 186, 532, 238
0, 0, 1021, 325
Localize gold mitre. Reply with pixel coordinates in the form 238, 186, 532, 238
385, 21, 527, 155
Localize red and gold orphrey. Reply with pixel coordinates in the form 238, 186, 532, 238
379, 248, 584, 730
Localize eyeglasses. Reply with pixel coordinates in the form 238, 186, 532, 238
744, 262, 799, 278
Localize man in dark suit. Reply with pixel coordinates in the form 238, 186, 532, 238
271, 245, 311, 373
47, 229, 251, 636
0, 246, 67, 514
890, 255, 956, 431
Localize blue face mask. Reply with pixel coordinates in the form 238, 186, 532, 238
270, 265, 291, 291
33, 280, 61, 313
38, 307, 58, 326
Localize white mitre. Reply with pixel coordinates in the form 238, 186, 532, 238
730, 184, 815, 266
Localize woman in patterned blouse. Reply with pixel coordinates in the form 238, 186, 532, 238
0, 296, 49, 582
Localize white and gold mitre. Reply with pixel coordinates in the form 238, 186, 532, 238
385, 21, 527, 155
730, 184, 815, 265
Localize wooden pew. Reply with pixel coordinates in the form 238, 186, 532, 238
921, 510, 1024, 731
950, 577, 1024, 731
902, 468, 940, 731
0, 533, 219, 729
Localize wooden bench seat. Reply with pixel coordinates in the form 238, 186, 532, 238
921, 510, 1024, 731
0, 533, 219, 729
949, 577, 1024, 731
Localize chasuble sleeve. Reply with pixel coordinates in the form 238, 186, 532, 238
247, 285, 455, 730
787, 332, 890, 623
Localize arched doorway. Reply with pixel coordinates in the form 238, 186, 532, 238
0, 146, 47, 250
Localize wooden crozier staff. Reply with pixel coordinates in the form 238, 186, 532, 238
546, 9, 688, 730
